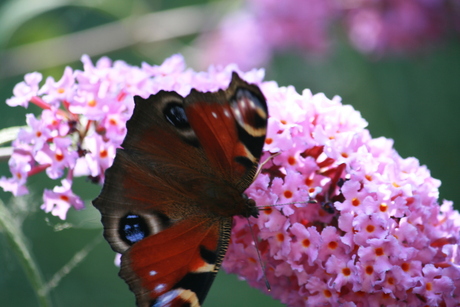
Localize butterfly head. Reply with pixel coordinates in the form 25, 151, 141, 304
243, 194, 259, 218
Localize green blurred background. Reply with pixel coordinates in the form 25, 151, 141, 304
0, 0, 459, 306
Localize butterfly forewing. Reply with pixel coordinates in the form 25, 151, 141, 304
184, 72, 268, 190
93, 72, 268, 307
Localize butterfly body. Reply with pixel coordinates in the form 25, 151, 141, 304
93, 73, 268, 307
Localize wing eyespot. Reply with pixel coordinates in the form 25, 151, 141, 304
232, 88, 268, 130
119, 214, 150, 245
118, 212, 170, 247
164, 103, 190, 129
163, 102, 201, 147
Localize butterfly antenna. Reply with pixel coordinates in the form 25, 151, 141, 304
257, 199, 317, 211
246, 217, 271, 291
253, 152, 281, 179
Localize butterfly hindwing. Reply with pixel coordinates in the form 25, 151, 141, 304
120, 218, 232, 307
93, 72, 268, 306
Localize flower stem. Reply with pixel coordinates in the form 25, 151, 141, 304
41, 234, 102, 294
0, 126, 26, 146
0, 199, 52, 307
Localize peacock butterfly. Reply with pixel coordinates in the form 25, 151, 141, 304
93, 72, 268, 307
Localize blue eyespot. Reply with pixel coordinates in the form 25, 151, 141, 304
119, 214, 149, 245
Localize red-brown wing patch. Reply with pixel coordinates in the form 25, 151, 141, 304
185, 103, 242, 176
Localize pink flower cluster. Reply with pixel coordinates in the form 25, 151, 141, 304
224, 83, 460, 305
2, 54, 460, 305
1, 56, 139, 219
196, 0, 459, 69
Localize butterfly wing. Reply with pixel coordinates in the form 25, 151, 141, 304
93, 73, 268, 307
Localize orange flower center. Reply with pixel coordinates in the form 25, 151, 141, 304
366, 225, 375, 233
55, 153, 64, 161
100, 149, 108, 158
284, 190, 293, 198
352, 198, 360, 207
365, 266, 374, 275
302, 238, 310, 248
277, 233, 285, 242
